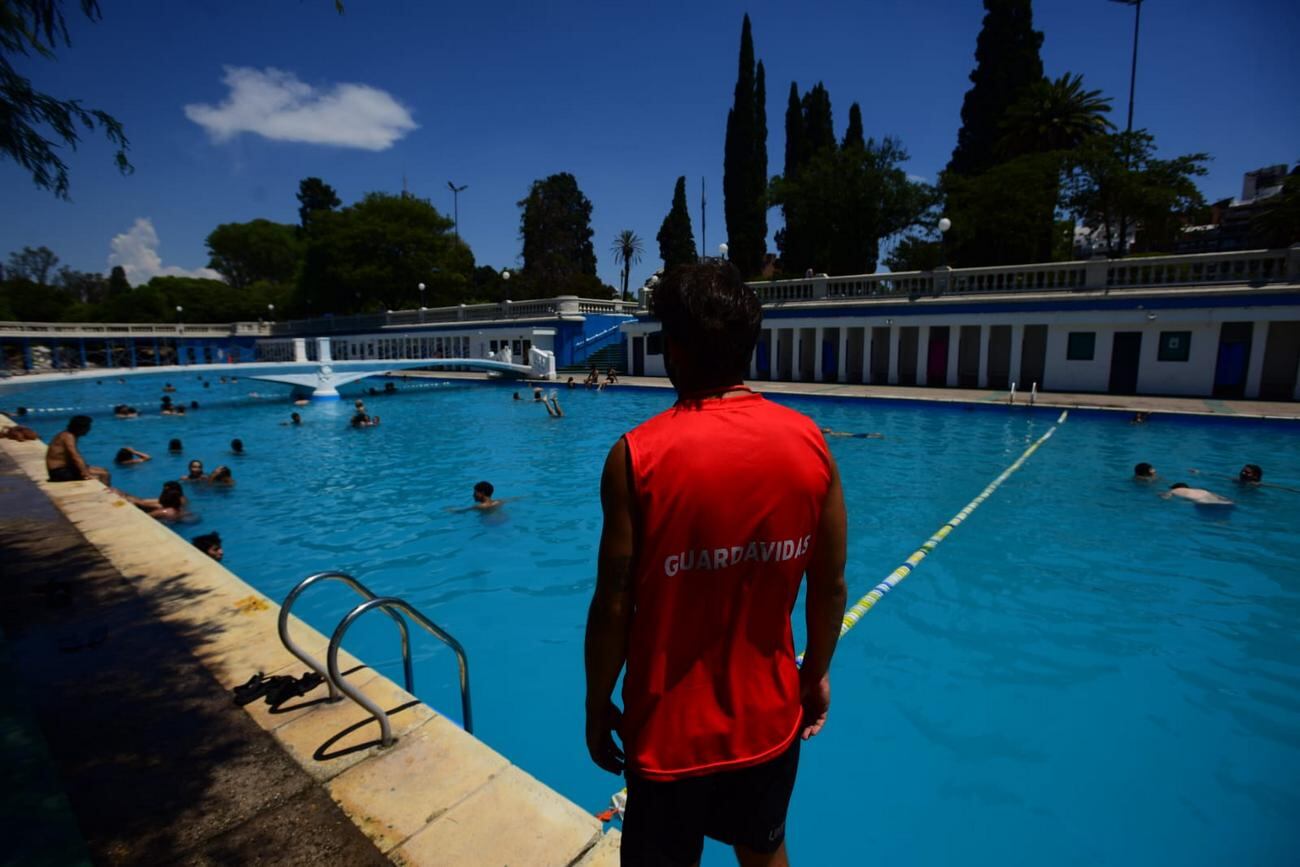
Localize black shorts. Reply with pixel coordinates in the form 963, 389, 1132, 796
621, 737, 801, 866
48, 466, 82, 482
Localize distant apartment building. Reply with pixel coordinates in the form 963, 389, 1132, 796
1176, 164, 1293, 254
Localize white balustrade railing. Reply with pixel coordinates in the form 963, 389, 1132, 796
0, 321, 268, 337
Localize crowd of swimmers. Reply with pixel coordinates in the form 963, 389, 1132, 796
1133, 461, 1271, 506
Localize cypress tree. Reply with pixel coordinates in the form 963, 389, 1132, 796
753, 60, 768, 275
801, 83, 835, 157
722, 14, 767, 277
657, 176, 698, 269
946, 0, 1044, 178
843, 103, 865, 150
783, 82, 806, 182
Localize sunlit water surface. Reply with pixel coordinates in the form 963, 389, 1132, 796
8, 372, 1299, 865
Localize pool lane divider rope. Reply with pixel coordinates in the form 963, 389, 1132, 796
597, 410, 1069, 822
806, 408, 1069, 655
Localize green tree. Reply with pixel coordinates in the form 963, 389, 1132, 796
722, 14, 767, 277
107, 264, 130, 296
297, 177, 341, 230
656, 176, 698, 270
610, 230, 644, 300
1061, 130, 1209, 254
205, 219, 303, 288
942, 152, 1063, 265
842, 103, 865, 150
56, 265, 105, 303
775, 81, 836, 274
297, 192, 471, 315
885, 235, 944, 272
770, 137, 934, 275
999, 72, 1114, 156
1, 1, 131, 198
517, 172, 598, 295
6, 245, 59, 284
946, 0, 1044, 178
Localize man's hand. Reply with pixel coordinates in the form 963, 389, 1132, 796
799, 672, 830, 740
586, 700, 625, 774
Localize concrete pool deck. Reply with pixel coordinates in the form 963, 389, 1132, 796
484, 373, 1300, 420
0, 414, 619, 866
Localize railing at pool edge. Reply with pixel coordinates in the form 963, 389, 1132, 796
329, 596, 473, 745
279, 571, 416, 700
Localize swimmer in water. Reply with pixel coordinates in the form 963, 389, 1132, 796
1134, 462, 1157, 481
1162, 483, 1233, 506
544, 393, 564, 418
114, 447, 151, 465
182, 459, 206, 482
820, 427, 883, 439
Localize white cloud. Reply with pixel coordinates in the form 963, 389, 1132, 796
184, 66, 417, 150
107, 218, 223, 284
907, 173, 929, 183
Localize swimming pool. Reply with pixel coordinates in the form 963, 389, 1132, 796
8, 372, 1300, 865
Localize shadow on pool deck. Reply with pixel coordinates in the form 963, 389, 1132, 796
0, 454, 390, 867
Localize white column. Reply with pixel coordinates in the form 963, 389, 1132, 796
837, 328, 850, 384
917, 325, 930, 385
1009, 324, 1025, 390
1245, 320, 1269, 400
945, 328, 960, 388
813, 327, 825, 381
315, 336, 332, 364
977, 326, 990, 389
887, 326, 900, 385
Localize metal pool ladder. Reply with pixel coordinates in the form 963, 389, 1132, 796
278, 571, 473, 746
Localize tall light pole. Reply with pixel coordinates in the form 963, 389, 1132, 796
417, 282, 426, 322
1110, 0, 1143, 256
447, 181, 468, 243
501, 269, 511, 302
938, 217, 952, 268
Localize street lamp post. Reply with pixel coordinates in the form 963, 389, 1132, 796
447, 181, 468, 243
418, 282, 426, 322
267, 303, 275, 322
501, 269, 511, 302
938, 217, 952, 268
1110, 0, 1143, 256
718, 243, 728, 262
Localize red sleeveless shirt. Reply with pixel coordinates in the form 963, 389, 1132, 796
621, 391, 831, 781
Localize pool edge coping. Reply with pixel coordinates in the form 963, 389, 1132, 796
0, 413, 620, 867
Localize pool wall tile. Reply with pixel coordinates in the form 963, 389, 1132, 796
0, 413, 618, 867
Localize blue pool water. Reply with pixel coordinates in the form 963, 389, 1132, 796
7, 372, 1300, 865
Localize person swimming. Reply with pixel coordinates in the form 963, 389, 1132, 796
209, 465, 234, 485
1163, 482, 1234, 506
1134, 462, 1157, 480
182, 459, 205, 482
820, 426, 883, 439
168, 438, 183, 454
193, 532, 223, 562
230, 438, 244, 455
471, 480, 501, 510
114, 447, 150, 465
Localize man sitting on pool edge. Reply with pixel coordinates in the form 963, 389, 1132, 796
46, 415, 111, 485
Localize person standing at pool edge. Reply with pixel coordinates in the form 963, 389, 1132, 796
584, 263, 848, 866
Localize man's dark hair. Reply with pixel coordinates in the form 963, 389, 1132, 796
654, 262, 762, 387
1170, 483, 1189, 490
1134, 462, 1153, 477
193, 532, 221, 551
474, 480, 494, 497
1241, 463, 1262, 481
168, 438, 182, 452
115, 448, 133, 463
68, 415, 92, 435
231, 438, 243, 452
159, 488, 184, 509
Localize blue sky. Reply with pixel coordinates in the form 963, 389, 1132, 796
2, 0, 1296, 292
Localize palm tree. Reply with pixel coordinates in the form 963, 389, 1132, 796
1000, 72, 1115, 156
610, 230, 644, 300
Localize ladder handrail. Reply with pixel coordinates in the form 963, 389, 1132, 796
328, 596, 473, 746
278, 571, 414, 700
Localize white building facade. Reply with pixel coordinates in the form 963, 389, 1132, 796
621, 248, 1300, 401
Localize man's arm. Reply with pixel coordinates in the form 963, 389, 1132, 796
799, 452, 848, 740
584, 436, 637, 774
